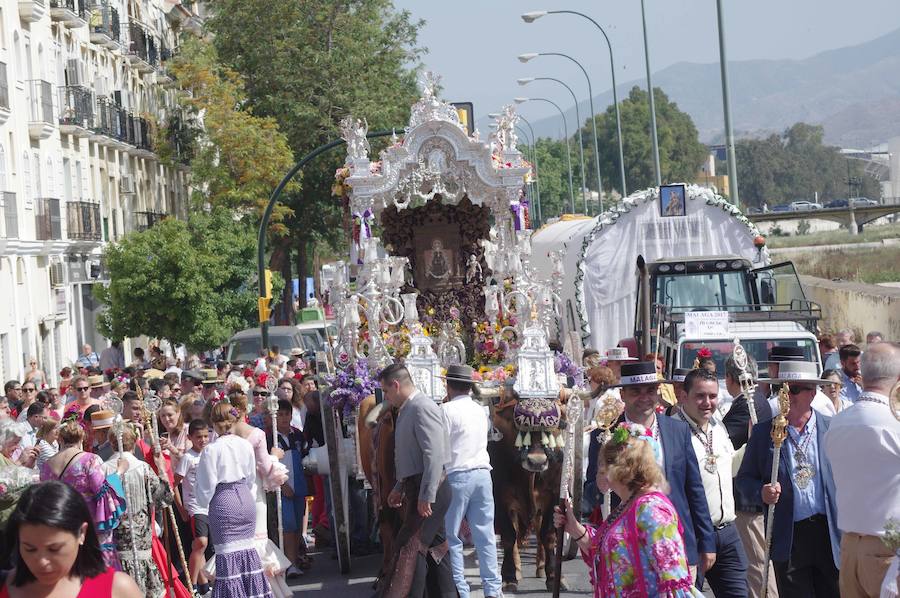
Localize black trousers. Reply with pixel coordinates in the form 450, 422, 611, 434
773, 515, 840, 598
699, 522, 749, 598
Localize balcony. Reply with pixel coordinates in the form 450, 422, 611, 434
127, 21, 159, 73
133, 211, 166, 232
58, 85, 93, 137
35, 198, 63, 241
89, 95, 114, 143
18, 0, 47, 23
50, 0, 87, 27
1, 192, 18, 239
28, 80, 55, 140
89, 3, 120, 47
129, 116, 154, 157
0, 63, 9, 126
67, 200, 102, 242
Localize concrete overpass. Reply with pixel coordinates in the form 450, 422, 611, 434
747, 199, 900, 234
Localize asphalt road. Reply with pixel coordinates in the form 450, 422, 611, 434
286, 538, 716, 597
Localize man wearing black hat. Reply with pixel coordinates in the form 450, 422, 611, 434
755, 346, 833, 421
377, 363, 454, 598
736, 361, 841, 597
440, 365, 501, 598
586, 361, 716, 575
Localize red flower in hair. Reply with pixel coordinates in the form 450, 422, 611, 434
697, 347, 713, 359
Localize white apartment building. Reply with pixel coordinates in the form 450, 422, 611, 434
0, 0, 199, 387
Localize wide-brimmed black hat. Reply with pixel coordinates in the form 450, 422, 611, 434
440, 364, 475, 385
759, 361, 831, 385
612, 361, 660, 388
664, 368, 692, 384
765, 346, 806, 363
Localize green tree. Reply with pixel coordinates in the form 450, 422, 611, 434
160, 36, 297, 234
204, 0, 424, 312
736, 123, 880, 208
96, 209, 282, 352
532, 137, 574, 220
582, 86, 707, 195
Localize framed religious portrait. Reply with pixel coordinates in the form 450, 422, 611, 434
413, 223, 462, 291
659, 184, 687, 217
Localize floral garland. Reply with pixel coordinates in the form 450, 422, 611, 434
553, 351, 582, 380
574, 184, 773, 346
472, 364, 517, 383
325, 359, 379, 418
471, 314, 518, 368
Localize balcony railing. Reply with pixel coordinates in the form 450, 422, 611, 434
91, 95, 113, 136
35, 198, 62, 241
28, 80, 54, 124
89, 3, 119, 43
0, 62, 9, 110
50, 0, 88, 20
67, 200, 101, 241
134, 116, 153, 151
2, 192, 17, 238
59, 85, 93, 128
134, 210, 166, 232
128, 21, 159, 68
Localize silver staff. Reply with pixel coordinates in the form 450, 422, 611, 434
266, 375, 285, 550
732, 338, 758, 427
763, 383, 790, 598
105, 393, 139, 570
552, 391, 582, 598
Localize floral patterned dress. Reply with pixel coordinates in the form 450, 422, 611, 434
580, 490, 702, 598
40, 451, 125, 569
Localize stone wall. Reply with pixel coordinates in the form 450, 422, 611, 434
801, 275, 900, 340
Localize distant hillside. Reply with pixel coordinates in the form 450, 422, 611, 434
528, 27, 900, 149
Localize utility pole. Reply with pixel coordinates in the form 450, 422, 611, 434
716, 0, 740, 208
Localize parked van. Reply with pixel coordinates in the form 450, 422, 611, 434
225, 322, 328, 364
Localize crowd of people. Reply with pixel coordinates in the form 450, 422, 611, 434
0, 345, 329, 597
569, 334, 899, 598
0, 327, 898, 598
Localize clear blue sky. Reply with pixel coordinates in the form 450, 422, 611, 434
393, 0, 900, 131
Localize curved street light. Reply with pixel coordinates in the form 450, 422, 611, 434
518, 77, 589, 214
515, 96, 575, 214
521, 10, 647, 191
515, 124, 542, 225
519, 51, 618, 205
517, 114, 543, 224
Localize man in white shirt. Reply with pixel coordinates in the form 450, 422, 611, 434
673, 368, 748, 597
824, 342, 900, 598
441, 364, 502, 598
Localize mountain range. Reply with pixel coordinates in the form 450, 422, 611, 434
525, 27, 900, 149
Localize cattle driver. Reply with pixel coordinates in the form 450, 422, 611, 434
377, 363, 456, 598
440, 364, 502, 598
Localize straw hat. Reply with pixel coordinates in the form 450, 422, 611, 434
605, 348, 637, 362
759, 361, 831, 385
90, 409, 114, 430
87, 374, 106, 388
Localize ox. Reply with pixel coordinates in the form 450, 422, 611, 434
357, 395, 402, 585
487, 390, 570, 593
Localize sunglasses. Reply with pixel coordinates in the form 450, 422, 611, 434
253, 391, 270, 397
23, 388, 36, 393
75, 386, 90, 391
172, 387, 181, 393
788, 386, 815, 395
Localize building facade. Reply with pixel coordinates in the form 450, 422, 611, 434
0, 0, 199, 386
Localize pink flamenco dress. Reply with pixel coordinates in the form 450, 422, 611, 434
205, 427, 291, 598
40, 452, 126, 570
580, 490, 703, 598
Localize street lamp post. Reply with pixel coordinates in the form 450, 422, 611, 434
715, 0, 740, 207
515, 96, 575, 214
521, 11, 629, 197
515, 124, 542, 225
639, 0, 662, 185
520, 52, 609, 210
517, 114, 543, 224
518, 77, 589, 214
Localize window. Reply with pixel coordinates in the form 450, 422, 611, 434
0, 144, 6, 191
21, 153, 30, 203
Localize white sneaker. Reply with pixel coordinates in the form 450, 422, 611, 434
286, 565, 305, 579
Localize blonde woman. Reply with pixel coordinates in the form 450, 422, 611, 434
555, 423, 702, 597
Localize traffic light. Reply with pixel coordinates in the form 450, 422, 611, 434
258, 296, 272, 323
264, 269, 273, 299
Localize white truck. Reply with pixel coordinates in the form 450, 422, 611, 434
530, 184, 822, 373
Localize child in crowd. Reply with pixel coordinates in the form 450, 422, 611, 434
174, 419, 211, 596
271, 399, 311, 576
